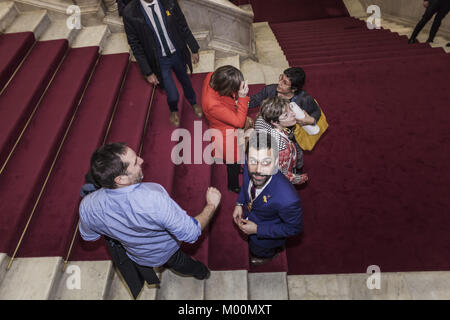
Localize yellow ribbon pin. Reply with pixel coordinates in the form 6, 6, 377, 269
263, 195, 267, 203
166, 10, 171, 16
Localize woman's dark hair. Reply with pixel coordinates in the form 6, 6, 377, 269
90, 142, 129, 189
210, 65, 244, 97
259, 96, 290, 125
284, 67, 306, 94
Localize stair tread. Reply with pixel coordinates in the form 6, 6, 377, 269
289, 47, 446, 66
0, 31, 35, 90
0, 46, 98, 255
5, 10, 48, 35
173, 73, 211, 264
287, 43, 434, 61
156, 269, 204, 300
204, 270, 248, 300
0, 257, 62, 299
69, 61, 154, 262
17, 53, 130, 258
248, 272, 288, 300
0, 39, 68, 168
53, 261, 113, 300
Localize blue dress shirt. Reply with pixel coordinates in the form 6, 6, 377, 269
79, 182, 201, 267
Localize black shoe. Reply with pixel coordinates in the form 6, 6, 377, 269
446, 43, 450, 47
194, 268, 211, 280
408, 38, 417, 44
250, 255, 272, 266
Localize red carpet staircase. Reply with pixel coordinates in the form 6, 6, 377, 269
1, 4, 450, 299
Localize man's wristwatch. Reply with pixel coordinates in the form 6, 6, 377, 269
236, 202, 244, 207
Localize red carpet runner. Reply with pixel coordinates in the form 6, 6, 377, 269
1, 8, 450, 276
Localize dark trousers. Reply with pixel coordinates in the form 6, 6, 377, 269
226, 163, 241, 191
410, 0, 450, 42
159, 52, 197, 112
249, 240, 284, 259
164, 249, 210, 279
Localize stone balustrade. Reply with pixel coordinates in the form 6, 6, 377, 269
12, 0, 256, 60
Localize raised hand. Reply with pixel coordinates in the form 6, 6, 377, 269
238, 80, 249, 98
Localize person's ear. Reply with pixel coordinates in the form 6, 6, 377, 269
114, 174, 128, 187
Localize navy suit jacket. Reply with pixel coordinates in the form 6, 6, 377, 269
237, 164, 303, 249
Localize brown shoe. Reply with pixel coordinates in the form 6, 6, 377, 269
192, 103, 203, 118
170, 112, 180, 127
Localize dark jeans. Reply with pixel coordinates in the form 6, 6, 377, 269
226, 163, 241, 191
249, 240, 284, 259
410, 0, 450, 42
159, 52, 197, 112
164, 249, 210, 279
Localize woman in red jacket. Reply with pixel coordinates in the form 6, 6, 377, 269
202, 65, 250, 193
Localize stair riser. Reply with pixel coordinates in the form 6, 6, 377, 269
286, 43, 430, 60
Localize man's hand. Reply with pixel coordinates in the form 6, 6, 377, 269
192, 53, 200, 64
296, 110, 315, 126
424, 1, 429, 8
206, 187, 221, 210
239, 219, 257, 235
233, 205, 243, 225
146, 74, 159, 86
238, 80, 249, 98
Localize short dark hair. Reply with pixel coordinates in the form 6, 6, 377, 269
90, 142, 129, 189
210, 65, 244, 97
284, 67, 306, 94
245, 130, 277, 158
259, 96, 290, 125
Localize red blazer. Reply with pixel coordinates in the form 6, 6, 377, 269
201, 72, 250, 163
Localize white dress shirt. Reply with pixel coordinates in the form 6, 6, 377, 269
249, 176, 273, 200
140, 0, 176, 56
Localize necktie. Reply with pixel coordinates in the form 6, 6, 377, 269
149, 4, 171, 56
250, 185, 256, 201
248, 185, 256, 212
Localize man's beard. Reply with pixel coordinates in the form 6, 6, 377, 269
249, 171, 271, 188
132, 171, 144, 185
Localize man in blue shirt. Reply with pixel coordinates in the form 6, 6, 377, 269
79, 142, 221, 280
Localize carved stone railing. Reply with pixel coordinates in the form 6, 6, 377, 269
178, 0, 256, 59
12, 0, 256, 60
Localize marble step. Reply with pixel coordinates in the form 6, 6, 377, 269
0, 257, 62, 299
215, 54, 240, 70
192, 49, 215, 74
287, 271, 450, 300
102, 32, 130, 55
156, 269, 205, 300
5, 9, 50, 40
71, 25, 111, 52
39, 17, 80, 45
0, 1, 18, 32
248, 272, 289, 300
0, 253, 9, 287
204, 270, 248, 300
50, 261, 114, 300
106, 267, 160, 300
342, 0, 367, 18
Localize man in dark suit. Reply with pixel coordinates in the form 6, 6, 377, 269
409, 0, 450, 44
122, 0, 203, 126
233, 131, 303, 265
